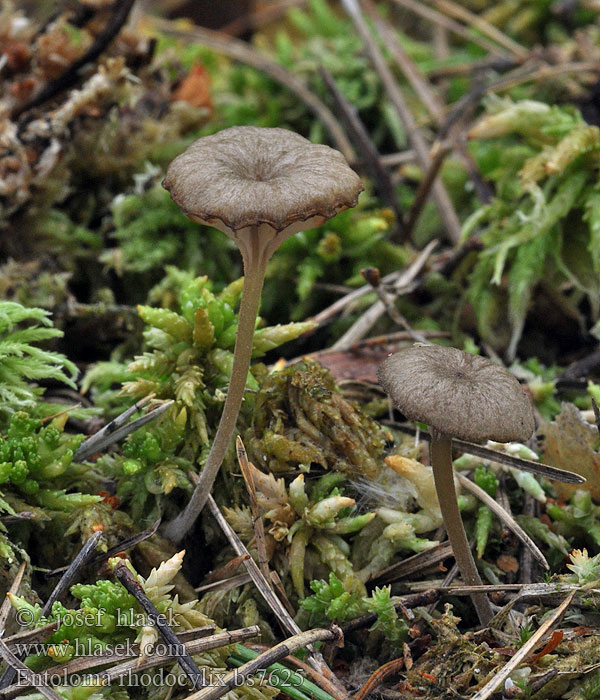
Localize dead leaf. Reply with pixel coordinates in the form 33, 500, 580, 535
540, 402, 600, 499
171, 62, 212, 110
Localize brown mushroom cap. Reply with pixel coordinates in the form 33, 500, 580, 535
377, 345, 535, 443
162, 126, 364, 238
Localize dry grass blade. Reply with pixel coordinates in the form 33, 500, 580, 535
0, 638, 63, 700
204, 494, 349, 700
151, 18, 354, 162
487, 61, 600, 95
425, 0, 529, 59
236, 436, 270, 583
470, 592, 575, 700
340, 0, 461, 244
456, 473, 549, 570
0, 562, 26, 635
46, 518, 161, 577
309, 270, 403, 327
361, 0, 445, 123
361, 0, 493, 205
184, 627, 343, 700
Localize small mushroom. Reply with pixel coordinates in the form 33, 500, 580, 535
377, 344, 535, 626
161, 126, 363, 543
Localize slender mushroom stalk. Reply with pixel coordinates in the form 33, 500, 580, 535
429, 430, 493, 625
377, 345, 535, 627
160, 126, 363, 543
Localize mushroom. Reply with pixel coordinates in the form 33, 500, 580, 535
161, 126, 363, 543
377, 345, 535, 625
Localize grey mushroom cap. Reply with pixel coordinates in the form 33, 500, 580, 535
162, 126, 363, 236
377, 345, 535, 443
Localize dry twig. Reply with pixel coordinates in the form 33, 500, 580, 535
0, 639, 63, 700
388, 0, 509, 58
354, 658, 405, 700
11, 0, 137, 118
332, 238, 438, 349
112, 560, 205, 689
319, 66, 404, 229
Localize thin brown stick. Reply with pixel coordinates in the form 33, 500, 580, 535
379, 150, 417, 167
0, 531, 103, 690
112, 561, 204, 689
361, 268, 429, 343
195, 573, 252, 595
184, 627, 343, 700
332, 239, 438, 349
46, 517, 161, 577
3, 623, 60, 651
269, 570, 297, 618
470, 592, 575, 700
319, 66, 404, 229
487, 61, 600, 95
361, 1, 493, 205
340, 0, 461, 244
425, 0, 529, 59
236, 437, 271, 583
455, 473, 548, 570
403, 142, 451, 238
0, 563, 26, 634
151, 18, 355, 162
519, 493, 538, 584
362, 0, 445, 123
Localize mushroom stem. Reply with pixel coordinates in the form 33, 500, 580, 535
162, 227, 268, 544
430, 431, 493, 626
